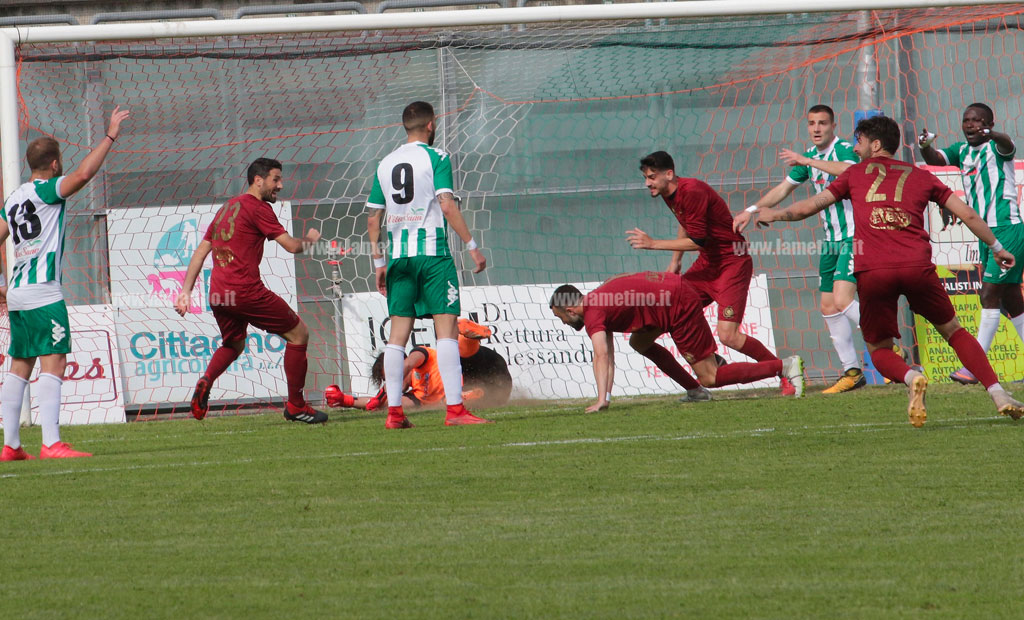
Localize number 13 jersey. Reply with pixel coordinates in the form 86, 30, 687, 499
366, 141, 454, 260
1, 177, 67, 311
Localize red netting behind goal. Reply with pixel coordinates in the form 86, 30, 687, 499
4, 4, 1024, 421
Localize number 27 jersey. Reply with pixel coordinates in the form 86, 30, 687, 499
1, 177, 67, 310
366, 141, 454, 260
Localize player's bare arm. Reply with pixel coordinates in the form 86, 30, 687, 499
626, 227, 702, 252
779, 148, 852, 177
438, 192, 486, 273
60, 106, 130, 198
587, 330, 612, 413
987, 129, 1016, 157
942, 194, 1015, 268
174, 239, 213, 316
366, 207, 387, 295
758, 190, 836, 225
666, 224, 687, 273
733, 180, 797, 233
274, 228, 321, 254
916, 128, 947, 166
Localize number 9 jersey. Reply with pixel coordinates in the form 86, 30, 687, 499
366, 141, 454, 260
1, 177, 67, 311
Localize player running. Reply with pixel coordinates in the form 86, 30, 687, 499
549, 272, 806, 413
175, 158, 327, 424
734, 104, 865, 394
627, 152, 789, 396
758, 115, 1024, 426
0, 106, 130, 461
367, 101, 489, 429
917, 103, 1024, 384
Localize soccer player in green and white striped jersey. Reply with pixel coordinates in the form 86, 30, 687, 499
919, 103, 1024, 384
366, 101, 489, 430
734, 104, 865, 394
0, 106, 130, 462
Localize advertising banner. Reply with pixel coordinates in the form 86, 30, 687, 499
341, 275, 777, 400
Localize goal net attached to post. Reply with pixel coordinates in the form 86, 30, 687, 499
2, 1, 1024, 419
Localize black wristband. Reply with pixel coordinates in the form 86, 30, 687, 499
106, 134, 115, 142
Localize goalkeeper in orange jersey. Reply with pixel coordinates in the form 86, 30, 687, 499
325, 319, 512, 418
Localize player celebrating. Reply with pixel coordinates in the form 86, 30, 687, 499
627, 152, 789, 396
917, 103, 1024, 384
733, 105, 865, 394
0, 106, 130, 461
367, 101, 489, 429
175, 158, 326, 424
549, 272, 806, 413
758, 115, 1024, 426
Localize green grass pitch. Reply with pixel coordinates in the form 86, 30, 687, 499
3, 383, 1024, 619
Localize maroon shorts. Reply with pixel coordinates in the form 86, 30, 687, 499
682, 254, 753, 323
668, 280, 718, 364
856, 264, 956, 344
211, 287, 301, 344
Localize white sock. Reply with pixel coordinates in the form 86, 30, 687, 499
978, 308, 1001, 352
987, 383, 1007, 395
841, 299, 861, 326
824, 312, 859, 371
1, 374, 28, 449
383, 344, 406, 408
1010, 312, 1024, 344
435, 338, 463, 406
37, 373, 62, 447
904, 368, 922, 384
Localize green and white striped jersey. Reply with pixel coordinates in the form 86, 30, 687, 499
1, 177, 66, 311
367, 141, 455, 260
939, 140, 1021, 228
786, 136, 859, 243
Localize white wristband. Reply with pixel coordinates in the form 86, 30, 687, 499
373, 256, 387, 269
989, 240, 1004, 254
465, 238, 478, 251
0, 272, 6, 288
745, 205, 759, 213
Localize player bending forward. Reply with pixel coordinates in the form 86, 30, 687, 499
175, 158, 327, 424
758, 115, 1024, 426
0, 106, 130, 460
550, 272, 806, 413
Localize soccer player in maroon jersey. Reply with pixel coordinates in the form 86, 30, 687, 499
174, 158, 327, 423
549, 272, 806, 412
626, 152, 792, 396
758, 115, 1024, 426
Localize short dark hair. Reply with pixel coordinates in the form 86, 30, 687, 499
808, 104, 835, 123
854, 115, 901, 155
966, 102, 994, 123
26, 137, 60, 172
247, 157, 282, 185
549, 284, 583, 309
402, 101, 435, 132
371, 352, 385, 388
639, 151, 675, 173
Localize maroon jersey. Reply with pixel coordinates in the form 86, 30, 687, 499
203, 193, 287, 298
825, 157, 953, 273
663, 178, 745, 260
583, 272, 689, 337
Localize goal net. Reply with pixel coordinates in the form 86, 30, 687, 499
5, 2, 1024, 419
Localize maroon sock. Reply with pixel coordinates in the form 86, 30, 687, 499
869, 347, 912, 384
948, 328, 998, 388
713, 360, 783, 387
205, 346, 241, 382
641, 344, 700, 390
284, 343, 308, 409
736, 335, 778, 362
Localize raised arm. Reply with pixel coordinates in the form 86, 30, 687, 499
439, 193, 486, 273
916, 128, 947, 166
59, 106, 130, 198
780, 148, 852, 177
758, 190, 838, 226
734, 179, 798, 232
274, 228, 321, 254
